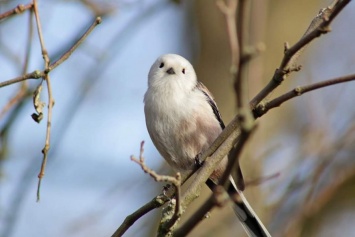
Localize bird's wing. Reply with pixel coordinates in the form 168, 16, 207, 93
197, 80, 245, 189
196, 81, 225, 129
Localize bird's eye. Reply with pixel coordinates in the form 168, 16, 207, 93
159, 62, 164, 68
182, 68, 185, 74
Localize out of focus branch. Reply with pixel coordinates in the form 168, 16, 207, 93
217, 0, 264, 191
216, 0, 238, 72
0, 9, 33, 119
0, 3, 33, 21
284, 166, 355, 237
250, 0, 351, 109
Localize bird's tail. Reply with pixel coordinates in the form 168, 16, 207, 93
229, 177, 271, 237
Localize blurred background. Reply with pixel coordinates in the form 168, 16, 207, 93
1, 0, 355, 236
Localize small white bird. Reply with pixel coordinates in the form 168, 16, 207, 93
144, 54, 271, 237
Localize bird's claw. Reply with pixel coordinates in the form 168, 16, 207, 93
194, 152, 204, 168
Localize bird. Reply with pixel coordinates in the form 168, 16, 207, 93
144, 54, 271, 237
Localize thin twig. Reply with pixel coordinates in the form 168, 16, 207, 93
131, 141, 182, 235
0, 3, 33, 21
131, 141, 181, 186
0, 70, 43, 88
244, 172, 280, 188
33, 0, 49, 65
33, 0, 53, 202
253, 73, 355, 118
49, 16, 102, 71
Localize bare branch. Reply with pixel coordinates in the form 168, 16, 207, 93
0, 3, 33, 21
244, 172, 280, 188
216, 0, 238, 72
111, 195, 170, 237
33, 0, 54, 202
0, 9, 34, 119
49, 17, 102, 71
0, 70, 44, 88
131, 141, 181, 187
253, 73, 355, 118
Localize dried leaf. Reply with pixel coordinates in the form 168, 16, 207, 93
32, 84, 45, 123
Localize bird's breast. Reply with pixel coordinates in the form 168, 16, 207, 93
144, 88, 222, 171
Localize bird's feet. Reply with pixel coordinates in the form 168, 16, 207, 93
194, 152, 204, 169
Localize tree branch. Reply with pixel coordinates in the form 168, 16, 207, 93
253, 73, 355, 118
111, 194, 170, 237
174, 185, 230, 237
0, 70, 43, 88
49, 16, 102, 71
0, 3, 33, 21
33, 0, 53, 202
249, 0, 351, 109
0, 9, 34, 119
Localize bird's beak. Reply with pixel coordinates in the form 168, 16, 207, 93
166, 67, 175, 75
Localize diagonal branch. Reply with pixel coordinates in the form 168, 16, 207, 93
250, 0, 351, 109
49, 17, 102, 71
0, 3, 33, 21
111, 194, 170, 237
253, 73, 355, 118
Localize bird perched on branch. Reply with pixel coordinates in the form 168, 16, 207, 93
144, 54, 271, 237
